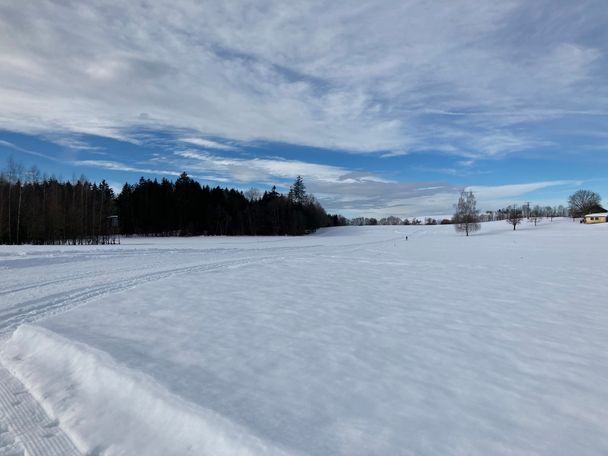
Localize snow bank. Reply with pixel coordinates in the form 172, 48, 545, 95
0, 325, 290, 456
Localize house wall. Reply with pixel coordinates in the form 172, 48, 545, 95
584, 216, 608, 224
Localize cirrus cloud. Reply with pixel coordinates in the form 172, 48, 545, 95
0, 0, 606, 157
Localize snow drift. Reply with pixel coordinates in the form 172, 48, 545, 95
0, 325, 290, 456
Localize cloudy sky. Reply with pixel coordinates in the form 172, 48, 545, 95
1, 0, 606, 217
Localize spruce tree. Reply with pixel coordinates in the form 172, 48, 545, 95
289, 176, 306, 204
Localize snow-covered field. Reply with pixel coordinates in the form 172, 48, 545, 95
0, 219, 607, 455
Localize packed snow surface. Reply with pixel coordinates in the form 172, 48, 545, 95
0, 220, 607, 455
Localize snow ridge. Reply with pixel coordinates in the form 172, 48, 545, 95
0, 325, 291, 456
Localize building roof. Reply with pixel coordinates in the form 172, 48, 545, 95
585, 212, 608, 217
588, 204, 607, 213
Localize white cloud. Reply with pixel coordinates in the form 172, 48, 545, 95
466, 181, 580, 199
72, 160, 180, 177
0, 0, 605, 156
0, 140, 57, 161
179, 138, 237, 150
314, 179, 584, 218
465, 180, 583, 210
48, 136, 104, 152
174, 150, 388, 184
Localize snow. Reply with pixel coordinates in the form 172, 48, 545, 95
1, 326, 288, 456
1, 219, 608, 455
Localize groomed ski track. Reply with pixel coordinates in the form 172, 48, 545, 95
0, 241, 326, 456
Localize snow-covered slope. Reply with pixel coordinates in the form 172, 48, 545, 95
1, 220, 607, 455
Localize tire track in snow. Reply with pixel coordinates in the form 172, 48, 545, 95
0, 255, 278, 336
0, 365, 81, 456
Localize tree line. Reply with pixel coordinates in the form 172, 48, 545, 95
117, 173, 339, 237
350, 216, 452, 226
452, 189, 604, 235
355, 189, 603, 234
0, 159, 342, 244
0, 159, 115, 245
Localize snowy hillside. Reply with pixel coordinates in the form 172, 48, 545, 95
1, 219, 607, 455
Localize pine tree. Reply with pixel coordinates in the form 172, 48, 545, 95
288, 176, 307, 204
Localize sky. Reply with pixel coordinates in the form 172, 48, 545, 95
0, 0, 607, 218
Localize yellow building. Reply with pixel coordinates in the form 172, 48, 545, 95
584, 212, 608, 224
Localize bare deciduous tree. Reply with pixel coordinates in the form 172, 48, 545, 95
528, 205, 543, 226
506, 205, 524, 230
453, 190, 480, 236
244, 188, 261, 202
568, 190, 602, 219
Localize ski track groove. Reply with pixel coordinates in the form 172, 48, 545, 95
0, 243, 329, 456
0, 251, 293, 456
0, 255, 279, 336
0, 366, 81, 456
0, 234, 415, 456
0, 261, 162, 297
0, 249, 208, 296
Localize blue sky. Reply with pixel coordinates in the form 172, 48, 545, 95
0, 0, 606, 217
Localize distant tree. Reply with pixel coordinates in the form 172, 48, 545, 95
528, 205, 543, 226
380, 216, 402, 225
6, 157, 25, 244
329, 214, 349, 226
288, 175, 307, 204
506, 205, 524, 230
453, 190, 480, 236
268, 185, 280, 199
568, 190, 602, 219
522, 202, 531, 219
244, 188, 261, 202
403, 218, 411, 225
27, 165, 41, 184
